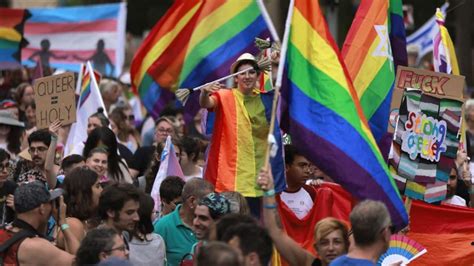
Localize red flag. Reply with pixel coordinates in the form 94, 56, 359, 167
318, 183, 474, 265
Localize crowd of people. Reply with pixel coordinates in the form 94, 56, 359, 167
0, 50, 472, 266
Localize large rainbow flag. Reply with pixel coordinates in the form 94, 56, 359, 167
0, 8, 30, 70
342, 0, 407, 142
278, 0, 408, 229
130, 0, 276, 119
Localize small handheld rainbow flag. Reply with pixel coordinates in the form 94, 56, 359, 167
378, 234, 427, 265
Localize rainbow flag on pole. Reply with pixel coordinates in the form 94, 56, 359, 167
130, 0, 277, 119
277, 0, 408, 229
433, 8, 459, 75
64, 62, 106, 156
342, 0, 407, 142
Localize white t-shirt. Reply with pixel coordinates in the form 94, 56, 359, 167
183, 166, 203, 181
443, 195, 466, 207
280, 188, 314, 219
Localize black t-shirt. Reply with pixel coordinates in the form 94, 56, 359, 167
129, 146, 154, 177
117, 143, 134, 167
0, 180, 18, 225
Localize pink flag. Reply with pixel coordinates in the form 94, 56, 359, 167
150, 135, 184, 211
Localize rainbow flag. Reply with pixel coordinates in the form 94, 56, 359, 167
64, 62, 107, 156
342, 0, 407, 142
77, 63, 102, 105
0, 7, 30, 70
278, 0, 408, 229
130, 0, 276, 119
433, 8, 459, 75
205, 89, 285, 197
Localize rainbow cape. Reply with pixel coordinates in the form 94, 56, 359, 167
205, 89, 285, 197
0, 7, 29, 70
278, 0, 408, 229
342, 0, 407, 142
130, 0, 275, 119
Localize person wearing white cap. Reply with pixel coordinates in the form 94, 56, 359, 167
0, 109, 25, 159
198, 53, 284, 216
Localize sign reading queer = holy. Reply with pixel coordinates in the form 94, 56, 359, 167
33, 72, 76, 129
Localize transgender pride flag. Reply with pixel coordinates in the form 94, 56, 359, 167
22, 3, 126, 77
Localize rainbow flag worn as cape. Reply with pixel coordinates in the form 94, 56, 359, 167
0, 7, 30, 70
278, 0, 408, 229
342, 0, 407, 142
130, 0, 275, 119
205, 89, 285, 197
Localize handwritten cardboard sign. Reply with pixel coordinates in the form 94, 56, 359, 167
395, 66, 464, 99
388, 67, 465, 133
33, 72, 76, 129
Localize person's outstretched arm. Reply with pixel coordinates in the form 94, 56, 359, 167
199, 83, 221, 109
45, 120, 61, 189
258, 168, 315, 266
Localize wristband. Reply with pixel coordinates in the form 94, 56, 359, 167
263, 189, 275, 197
60, 223, 70, 231
263, 204, 277, 209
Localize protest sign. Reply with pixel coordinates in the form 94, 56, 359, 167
395, 66, 464, 99
388, 67, 465, 204
388, 66, 465, 133
33, 72, 76, 129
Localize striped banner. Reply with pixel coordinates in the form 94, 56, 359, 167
22, 3, 126, 77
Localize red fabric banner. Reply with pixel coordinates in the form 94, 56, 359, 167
318, 183, 474, 265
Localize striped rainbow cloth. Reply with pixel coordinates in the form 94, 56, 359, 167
278, 0, 408, 229
342, 0, 407, 142
64, 62, 107, 156
130, 0, 276, 119
205, 89, 285, 197
0, 7, 29, 70
78, 64, 102, 107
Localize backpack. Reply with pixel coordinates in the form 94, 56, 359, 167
0, 228, 36, 266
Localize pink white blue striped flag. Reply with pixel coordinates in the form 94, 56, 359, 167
150, 136, 184, 211
22, 3, 126, 77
